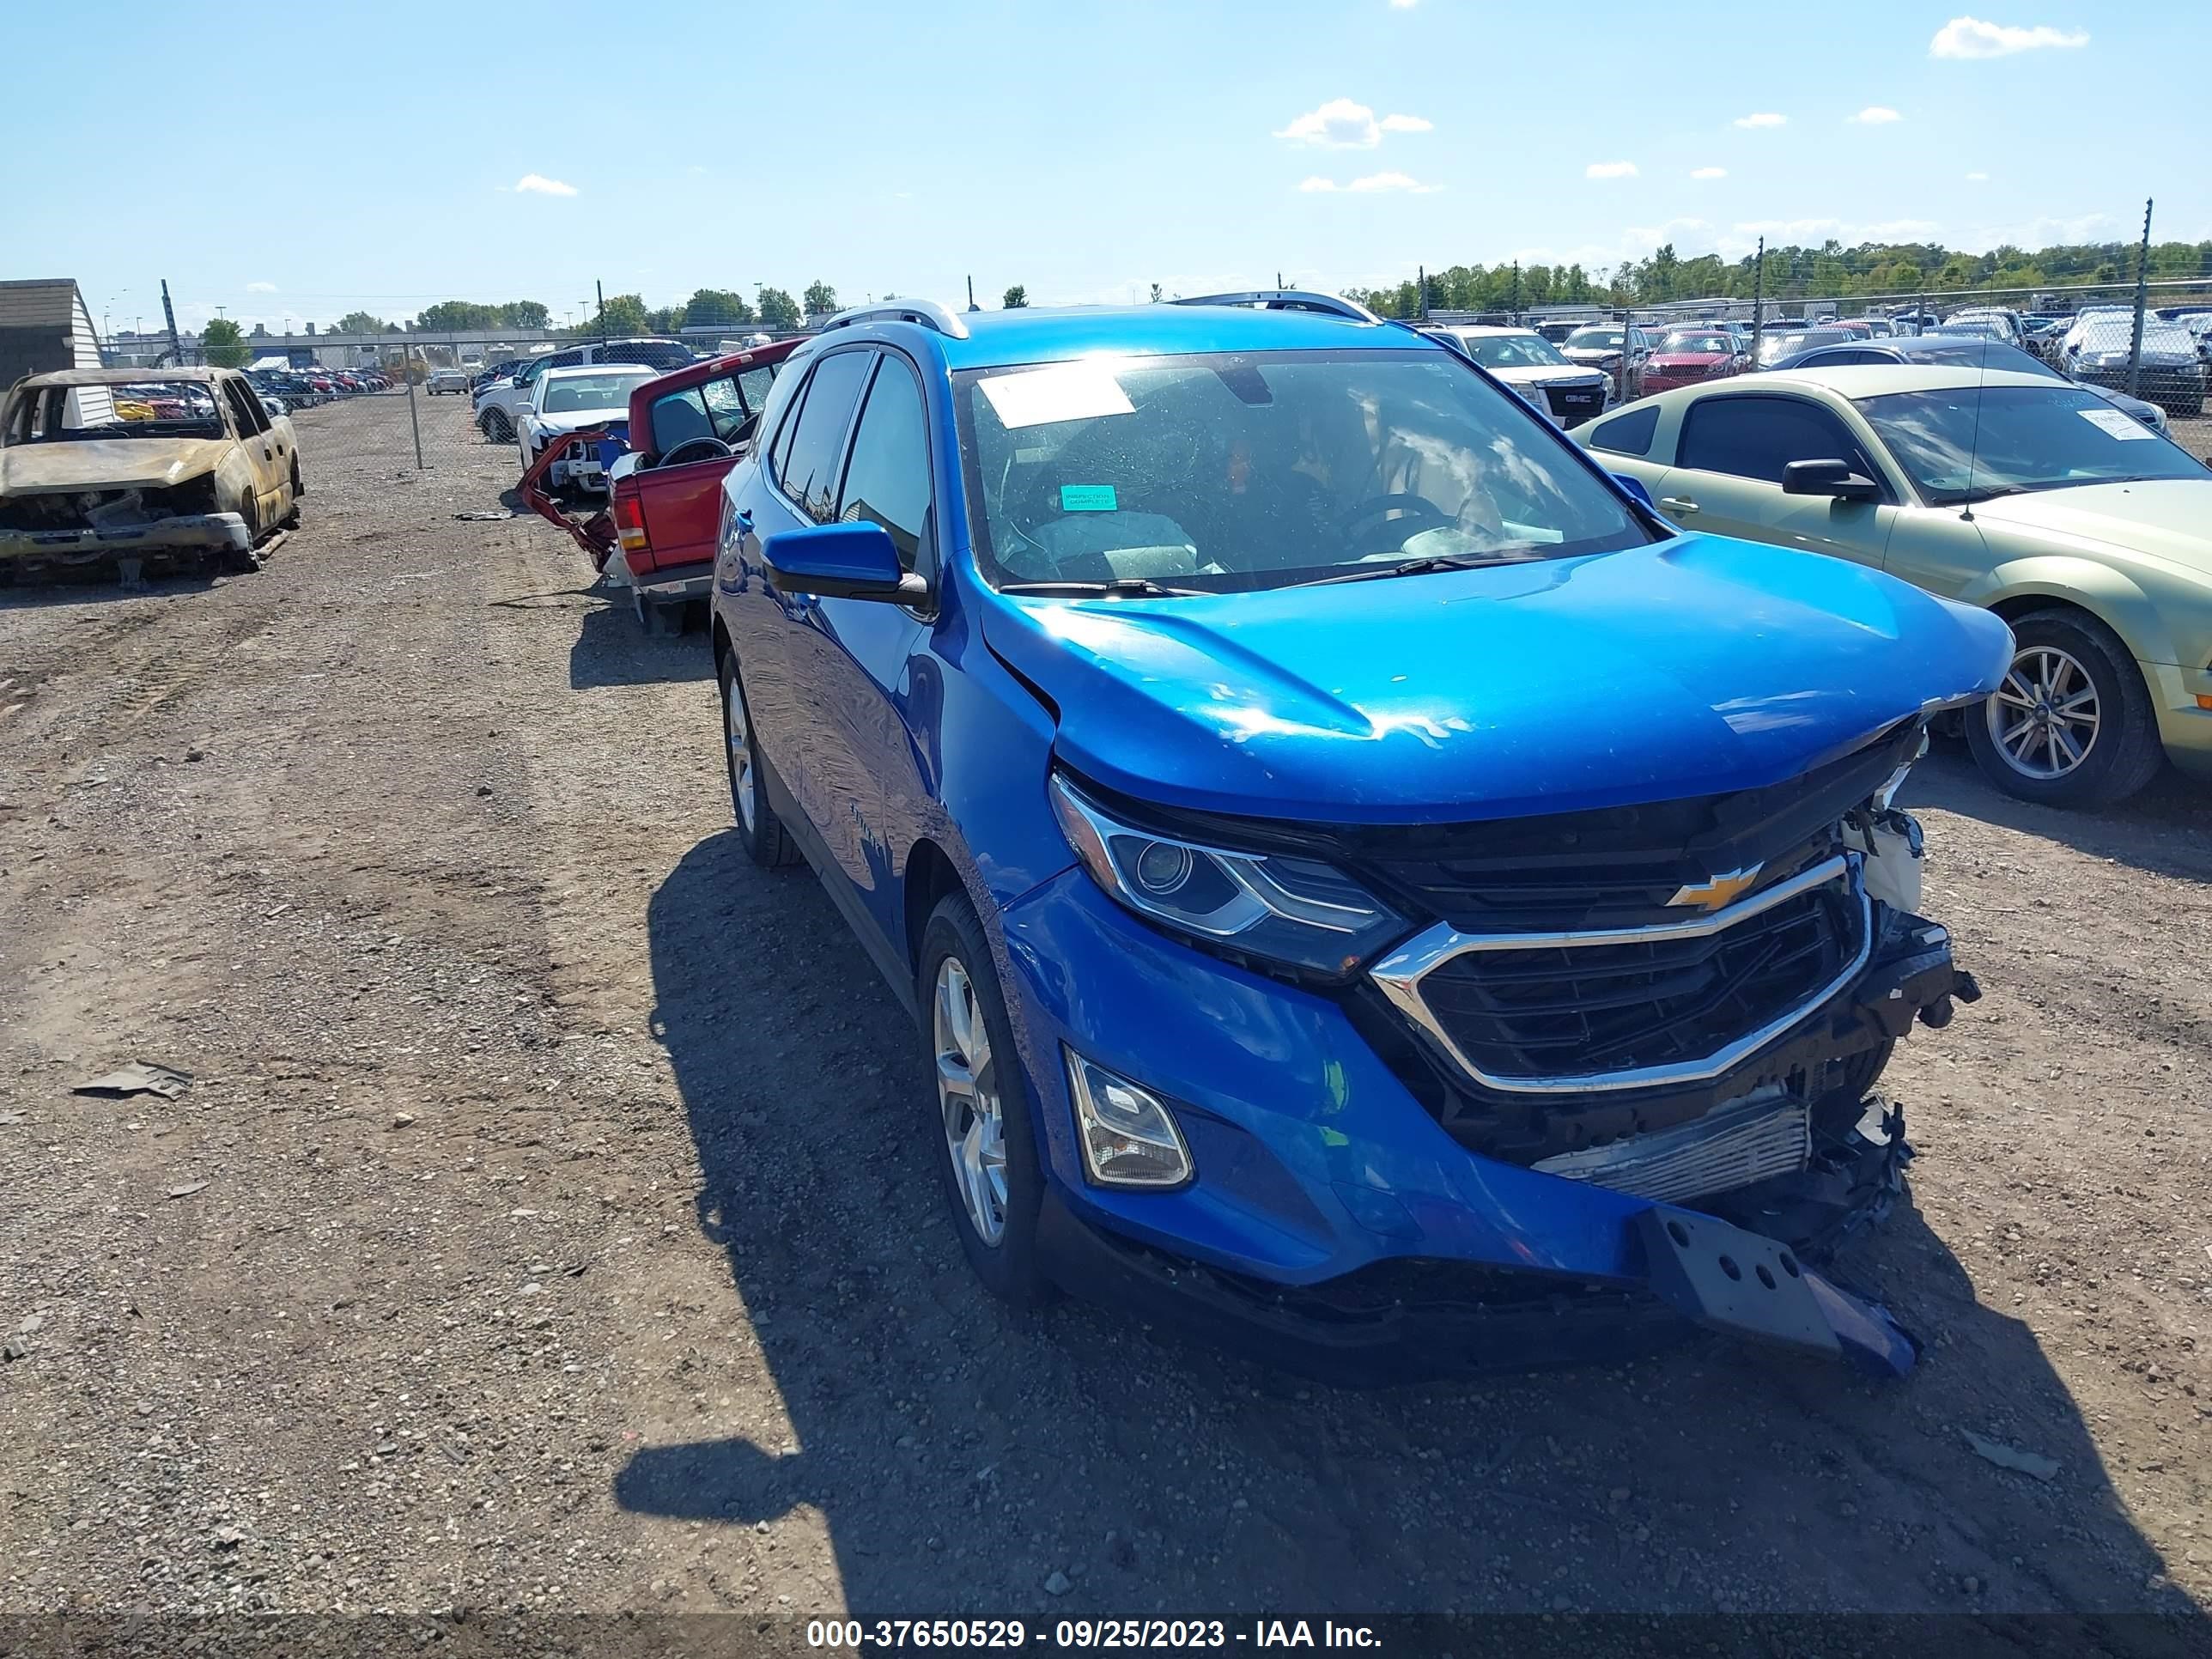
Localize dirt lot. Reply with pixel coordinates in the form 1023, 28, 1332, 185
2, 391, 2209, 1629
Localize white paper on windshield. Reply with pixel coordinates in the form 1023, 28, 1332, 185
978, 363, 1134, 429
2079, 406, 2155, 441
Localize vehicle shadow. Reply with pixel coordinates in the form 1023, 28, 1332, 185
1905, 743, 2211, 884
617, 830, 2197, 1626
567, 597, 712, 690
0, 571, 222, 608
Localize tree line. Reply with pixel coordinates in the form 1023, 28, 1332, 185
1346, 235, 2212, 319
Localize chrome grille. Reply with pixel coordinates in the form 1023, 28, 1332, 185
1370, 855, 1870, 1097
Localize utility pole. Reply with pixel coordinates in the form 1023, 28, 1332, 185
1419, 265, 1429, 321
596, 279, 606, 343
1750, 236, 1765, 363
2126, 197, 2153, 398
160, 279, 183, 366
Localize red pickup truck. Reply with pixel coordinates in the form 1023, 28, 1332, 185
599, 338, 802, 633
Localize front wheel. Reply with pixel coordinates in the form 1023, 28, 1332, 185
1964, 607, 2164, 808
919, 895, 1051, 1305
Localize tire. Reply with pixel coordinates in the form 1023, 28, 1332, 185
218, 496, 264, 575
918, 893, 1051, 1305
482, 410, 512, 445
716, 648, 798, 868
282, 461, 303, 528
1964, 607, 2165, 808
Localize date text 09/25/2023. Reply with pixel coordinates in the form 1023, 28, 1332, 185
806, 1620, 1382, 1650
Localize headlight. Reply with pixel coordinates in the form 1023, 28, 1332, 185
1048, 773, 1405, 975
1065, 1049, 1192, 1188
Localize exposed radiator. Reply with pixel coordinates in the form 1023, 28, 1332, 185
1531, 1087, 1810, 1204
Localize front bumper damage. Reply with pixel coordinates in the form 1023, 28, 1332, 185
0, 512, 251, 579
1001, 856, 1972, 1388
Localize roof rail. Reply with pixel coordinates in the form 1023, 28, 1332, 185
1171, 289, 1382, 325
818, 298, 970, 340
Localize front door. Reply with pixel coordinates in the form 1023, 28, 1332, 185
1652, 392, 1899, 569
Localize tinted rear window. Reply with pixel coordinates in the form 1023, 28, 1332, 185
777, 350, 875, 522
1584, 404, 1659, 457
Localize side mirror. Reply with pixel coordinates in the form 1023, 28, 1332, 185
761, 520, 927, 604
1783, 459, 1881, 502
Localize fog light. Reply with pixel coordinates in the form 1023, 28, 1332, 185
1065, 1049, 1193, 1189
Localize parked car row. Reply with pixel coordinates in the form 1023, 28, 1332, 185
471, 338, 701, 443
246, 365, 389, 413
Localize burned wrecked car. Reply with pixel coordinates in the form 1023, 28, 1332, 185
0, 368, 303, 580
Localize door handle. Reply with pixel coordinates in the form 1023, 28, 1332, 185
1658, 496, 1700, 514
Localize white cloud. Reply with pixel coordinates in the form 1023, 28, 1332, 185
512, 173, 578, 197
1585, 161, 1638, 179
1850, 106, 1904, 124
1689, 166, 1728, 179
1966, 170, 1990, 182
1297, 172, 1441, 194
246, 281, 277, 293
1274, 97, 1432, 149
1389, 0, 1419, 8
1733, 112, 1787, 128
1929, 15, 2088, 58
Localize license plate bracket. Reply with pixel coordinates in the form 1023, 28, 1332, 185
1632, 1206, 1839, 1358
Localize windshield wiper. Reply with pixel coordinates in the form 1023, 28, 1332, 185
998, 576, 1202, 598
1294, 553, 1520, 588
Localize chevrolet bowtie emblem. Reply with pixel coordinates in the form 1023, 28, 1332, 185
1668, 865, 1765, 913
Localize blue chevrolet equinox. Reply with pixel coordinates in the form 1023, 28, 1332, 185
708, 293, 2012, 1381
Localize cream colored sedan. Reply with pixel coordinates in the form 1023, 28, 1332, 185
1582, 364, 2212, 806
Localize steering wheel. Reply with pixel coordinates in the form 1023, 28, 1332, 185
1336, 493, 1455, 558
660, 436, 734, 469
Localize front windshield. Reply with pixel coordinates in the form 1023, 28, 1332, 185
539, 373, 653, 414
1565, 327, 1623, 351
7, 380, 223, 444
1856, 385, 2207, 505
1456, 333, 1572, 369
956, 348, 1651, 593
1659, 331, 1735, 355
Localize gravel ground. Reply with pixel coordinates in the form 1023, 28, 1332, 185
1, 392, 2209, 1631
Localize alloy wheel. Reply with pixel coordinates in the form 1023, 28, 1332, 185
724, 674, 757, 832
933, 956, 1007, 1246
1986, 644, 2101, 780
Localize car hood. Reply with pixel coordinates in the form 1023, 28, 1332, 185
532, 408, 630, 433
1560, 348, 1620, 362
0, 438, 234, 495
979, 534, 2011, 823
1968, 480, 2212, 580
1648, 352, 1730, 369
1487, 365, 1608, 387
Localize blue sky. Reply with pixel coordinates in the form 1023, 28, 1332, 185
9, 0, 2203, 333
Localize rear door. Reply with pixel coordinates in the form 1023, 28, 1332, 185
723, 346, 876, 815
1652, 392, 1900, 569
790, 350, 934, 944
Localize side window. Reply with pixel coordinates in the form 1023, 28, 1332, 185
1585, 404, 1659, 457
1676, 396, 1877, 487
835, 358, 932, 571
776, 349, 874, 524
738, 364, 776, 412
222, 380, 269, 436
648, 387, 714, 453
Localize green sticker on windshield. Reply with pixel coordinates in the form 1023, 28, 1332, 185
1060, 483, 1118, 513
